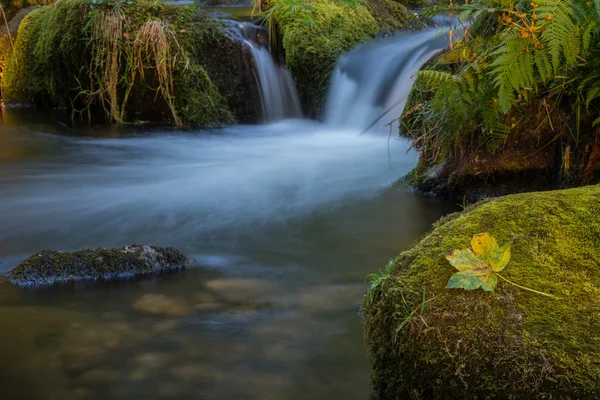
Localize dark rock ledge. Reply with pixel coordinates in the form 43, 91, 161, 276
3, 245, 192, 287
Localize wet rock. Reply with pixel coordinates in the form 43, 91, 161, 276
6, 245, 192, 287
170, 363, 223, 382
133, 294, 191, 318
193, 291, 222, 311
76, 369, 119, 385
296, 284, 365, 312
135, 352, 172, 370
153, 320, 180, 334
224, 303, 260, 316
70, 387, 90, 399
205, 278, 279, 303
0, 306, 87, 398
2, 6, 41, 38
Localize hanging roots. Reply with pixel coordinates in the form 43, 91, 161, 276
87, 7, 125, 121
124, 19, 185, 125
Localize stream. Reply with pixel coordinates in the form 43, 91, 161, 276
0, 23, 455, 400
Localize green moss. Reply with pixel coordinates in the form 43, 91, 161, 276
268, 0, 376, 115
365, 0, 408, 33
268, 0, 407, 116
0, 35, 10, 86
3, 2, 88, 105
2, 0, 249, 126
363, 185, 600, 399
6, 245, 191, 286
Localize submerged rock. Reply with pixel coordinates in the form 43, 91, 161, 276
133, 294, 191, 318
6, 245, 191, 287
363, 185, 600, 399
204, 278, 280, 303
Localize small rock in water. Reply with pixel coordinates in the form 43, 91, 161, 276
204, 278, 279, 303
6, 245, 192, 287
135, 352, 171, 369
170, 363, 223, 382
153, 319, 180, 334
133, 294, 191, 317
295, 283, 366, 311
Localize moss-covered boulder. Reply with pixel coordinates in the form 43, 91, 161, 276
6, 245, 192, 286
0, 4, 44, 93
267, 0, 408, 116
1, 0, 261, 125
363, 185, 600, 399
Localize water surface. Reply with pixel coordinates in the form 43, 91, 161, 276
0, 109, 455, 400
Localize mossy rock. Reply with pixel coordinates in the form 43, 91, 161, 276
365, 0, 408, 34
6, 245, 192, 286
268, 0, 407, 116
363, 185, 600, 399
2, 0, 259, 125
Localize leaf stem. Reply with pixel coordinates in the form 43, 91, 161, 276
495, 273, 557, 299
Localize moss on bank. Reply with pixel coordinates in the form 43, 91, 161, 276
363, 185, 600, 399
2, 0, 260, 125
6, 245, 191, 286
400, 2, 600, 197
267, 0, 408, 116
404, 60, 600, 198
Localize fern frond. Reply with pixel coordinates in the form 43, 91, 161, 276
537, 0, 577, 72
416, 70, 455, 89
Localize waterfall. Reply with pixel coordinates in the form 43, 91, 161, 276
225, 21, 303, 121
324, 26, 451, 132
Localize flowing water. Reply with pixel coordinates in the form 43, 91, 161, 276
325, 27, 450, 130
225, 21, 303, 121
0, 26, 454, 400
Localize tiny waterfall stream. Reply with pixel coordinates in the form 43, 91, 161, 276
0, 26, 454, 400
325, 27, 450, 129
225, 21, 303, 121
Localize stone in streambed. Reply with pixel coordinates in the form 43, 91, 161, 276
133, 294, 191, 318
6, 245, 192, 287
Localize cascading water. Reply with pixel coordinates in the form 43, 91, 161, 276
0, 21, 458, 400
0, 24, 454, 259
225, 21, 303, 121
324, 26, 451, 131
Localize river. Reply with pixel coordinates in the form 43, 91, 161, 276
0, 23, 455, 400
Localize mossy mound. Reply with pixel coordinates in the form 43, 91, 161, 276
268, 0, 407, 116
365, 0, 408, 34
2, 0, 260, 125
6, 245, 192, 286
363, 185, 600, 399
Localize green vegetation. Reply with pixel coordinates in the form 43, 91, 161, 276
363, 184, 600, 398
403, 0, 600, 193
1, 0, 261, 125
258, 0, 409, 115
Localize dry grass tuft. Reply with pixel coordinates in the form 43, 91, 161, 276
124, 19, 184, 125
87, 7, 125, 121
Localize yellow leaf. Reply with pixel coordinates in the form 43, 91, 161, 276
445, 249, 485, 271
470, 232, 499, 257
489, 244, 511, 272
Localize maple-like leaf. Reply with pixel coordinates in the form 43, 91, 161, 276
445, 233, 511, 292
445, 233, 556, 298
